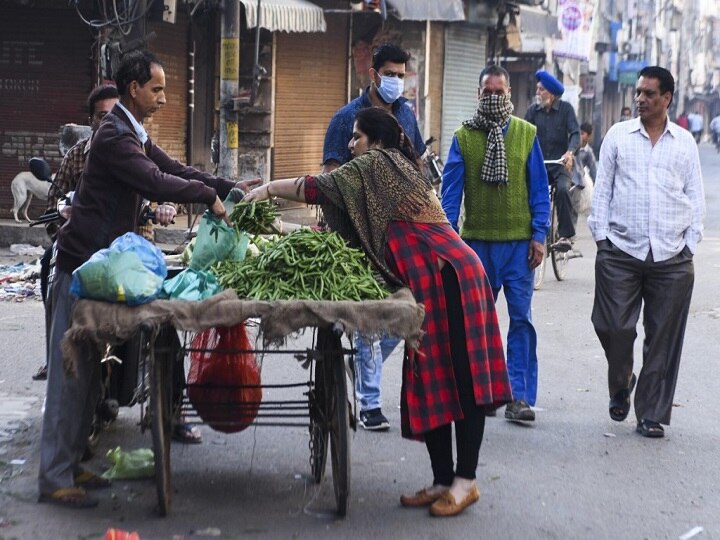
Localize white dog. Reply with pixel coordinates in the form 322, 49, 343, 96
11, 171, 53, 222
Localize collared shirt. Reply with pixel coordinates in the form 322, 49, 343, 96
441, 119, 550, 244
524, 99, 580, 181
116, 101, 148, 144
588, 117, 705, 261
322, 89, 426, 166
44, 136, 91, 237
48, 137, 89, 209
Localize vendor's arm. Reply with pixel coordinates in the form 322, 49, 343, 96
146, 141, 260, 198
439, 136, 465, 232
244, 177, 308, 204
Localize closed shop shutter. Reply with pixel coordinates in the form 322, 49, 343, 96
273, 14, 348, 178
440, 25, 487, 161
0, 6, 94, 217
148, 11, 189, 162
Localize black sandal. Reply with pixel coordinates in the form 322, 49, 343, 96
609, 373, 636, 421
636, 419, 664, 438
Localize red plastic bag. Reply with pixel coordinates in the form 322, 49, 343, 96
188, 324, 261, 433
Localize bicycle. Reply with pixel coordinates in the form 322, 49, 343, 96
423, 136, 444, 193
534, 159, 583, 289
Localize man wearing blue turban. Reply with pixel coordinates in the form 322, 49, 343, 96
525, 70, 580, 252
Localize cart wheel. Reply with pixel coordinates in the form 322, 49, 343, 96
309, 418, 328, 484
309, 352, 331, 484
309, 356, 329, 484
322, 332, 350, 517
150, 343, 173, 516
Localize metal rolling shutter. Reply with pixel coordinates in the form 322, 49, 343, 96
0, 6, 94, 217
440, 25, 487, 161
273, 14, 348, 178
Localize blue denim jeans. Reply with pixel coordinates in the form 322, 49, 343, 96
354, 334, 401, 412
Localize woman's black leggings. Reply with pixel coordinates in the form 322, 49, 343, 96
423, 263, 486, 485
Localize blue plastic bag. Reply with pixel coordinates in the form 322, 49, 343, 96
161, 267, 222, 301
70, 232, 167, 306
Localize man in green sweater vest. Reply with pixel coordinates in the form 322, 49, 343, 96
441, 65, 550, 422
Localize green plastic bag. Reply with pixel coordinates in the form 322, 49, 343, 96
102, 447, 155, 480
161, 267, 222, 301
189, 211, 249, 271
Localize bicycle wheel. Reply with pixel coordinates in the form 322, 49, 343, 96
550, 200, 569, 281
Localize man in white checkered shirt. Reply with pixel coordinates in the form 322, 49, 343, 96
588, 66, 705, 440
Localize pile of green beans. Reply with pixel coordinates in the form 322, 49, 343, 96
230, 201, 280, 235
213, 229, 390, 301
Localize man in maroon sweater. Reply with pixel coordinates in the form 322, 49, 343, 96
38, 50, 259, 508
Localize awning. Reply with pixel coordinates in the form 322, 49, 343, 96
518, 5, 558, 36
239, 0, 326, 33
386, 0, 465, 21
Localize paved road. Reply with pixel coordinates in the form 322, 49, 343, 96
0, 143, 719, 539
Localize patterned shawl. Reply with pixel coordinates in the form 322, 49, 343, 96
463, 94, 514, 186
313, 148, 446, 287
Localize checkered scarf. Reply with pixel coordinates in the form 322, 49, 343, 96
463, 94, 514, 186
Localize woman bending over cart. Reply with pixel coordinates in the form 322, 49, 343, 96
243, 106, 512, 517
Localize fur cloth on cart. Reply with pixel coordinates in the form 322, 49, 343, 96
61, 288, 425, 375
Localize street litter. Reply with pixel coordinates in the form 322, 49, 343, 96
192, 528, 222, 537
603, 433, 616, 438
102, 447, 155, 480
9, 244, 45, 257
0, 262, 42, 301
9, 459, 26, 465
679, 526, 704, 540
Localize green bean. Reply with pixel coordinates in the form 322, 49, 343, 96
212, 229, 390, 301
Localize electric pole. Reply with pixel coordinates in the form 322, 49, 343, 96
219, 0, 240, 179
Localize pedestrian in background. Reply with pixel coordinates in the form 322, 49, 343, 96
710, 112, 720, 150
575, 122, 597, 183
588, 66, 705, 439
322, 43, 426, 431
441, 64, 550, 423
618, 106, 632, 122
687, 110, 703, 142
525, 70, 580, 253
676, 112, 689, 130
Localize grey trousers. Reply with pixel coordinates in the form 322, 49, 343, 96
38, 270, 101, 495
591, 241, 694, 425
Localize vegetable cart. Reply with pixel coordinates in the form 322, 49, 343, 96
62, 288, 425, 517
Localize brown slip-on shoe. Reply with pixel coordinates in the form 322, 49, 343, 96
400, 487, 448, 507
429, 484, 480, 517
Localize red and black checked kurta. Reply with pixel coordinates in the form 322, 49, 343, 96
305, 179, 512, 440
385, 221, 512, 439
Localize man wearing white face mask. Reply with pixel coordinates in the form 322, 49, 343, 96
441, 65, 550, 423
322, 43, 426, 431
